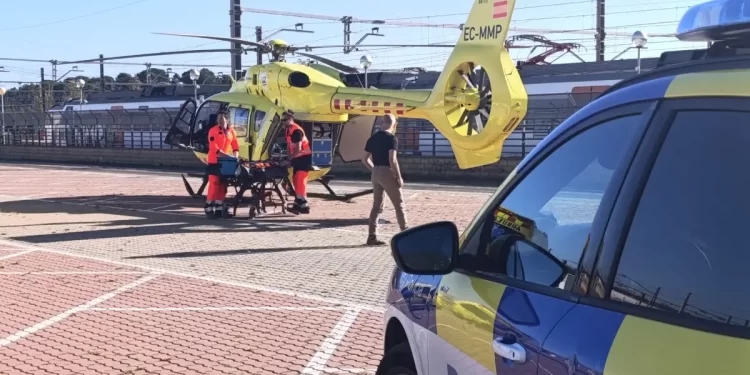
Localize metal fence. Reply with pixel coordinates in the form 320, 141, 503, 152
0, 94, 582, 157
0, 109, 180, 149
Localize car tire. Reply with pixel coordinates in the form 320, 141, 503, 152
376, 342, 418, 375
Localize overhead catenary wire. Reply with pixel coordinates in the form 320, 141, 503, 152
0, 0, 151, 32
241, 7, 677, 38
0, 0, 703, 86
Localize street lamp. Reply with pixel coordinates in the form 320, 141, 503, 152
360, 54, 372, 89
75, 79, 86, 112
401, 75, 418, 90
632, 31, 648, 74
189, 69, 200, 101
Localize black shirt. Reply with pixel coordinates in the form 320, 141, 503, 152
365, 130, 398, 167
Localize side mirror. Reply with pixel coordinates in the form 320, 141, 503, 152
390, 221, 459, 275
491, 235, 567, 287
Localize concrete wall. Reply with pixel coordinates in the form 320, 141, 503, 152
0, 145, 522, 182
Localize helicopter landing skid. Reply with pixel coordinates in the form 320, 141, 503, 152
182, 173, 208, 199
305, 176, 374, 202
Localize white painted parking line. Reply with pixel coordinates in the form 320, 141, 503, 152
322, 368, 376, 374
88, 306, 348, 312
302, 308, 362, 375
0, 271, 147, 275
150, 203, 179, 210
0, 250, 35, 261
0, 274, 158, 347
0, 238, 384, 313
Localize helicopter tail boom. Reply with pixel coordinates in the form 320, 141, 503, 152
329, 88, 431, 118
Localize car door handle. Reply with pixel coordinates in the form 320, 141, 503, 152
492, 338, 527, 364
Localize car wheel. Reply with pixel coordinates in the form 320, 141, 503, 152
376, 342, 418, 375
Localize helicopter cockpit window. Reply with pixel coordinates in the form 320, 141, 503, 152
253, 110, 267, 132
230, 107, 249, 138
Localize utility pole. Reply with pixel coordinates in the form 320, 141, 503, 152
145, 63, 152, 84
230, 0, 243, 80
255, 26, 263, 65
99, 54, 105, 92
596, 0, 606, 62
40, 68, 46, 112
342, 16, 352, 54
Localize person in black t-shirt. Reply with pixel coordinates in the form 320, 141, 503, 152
362, 114, 408, 245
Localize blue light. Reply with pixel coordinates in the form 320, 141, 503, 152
676, 0, 750, 41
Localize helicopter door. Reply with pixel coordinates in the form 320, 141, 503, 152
164, 98, 197, 148
254, 109, 283, 160
336, 115, 377, 162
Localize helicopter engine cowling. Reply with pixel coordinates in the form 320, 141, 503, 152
275, 64, 349, 121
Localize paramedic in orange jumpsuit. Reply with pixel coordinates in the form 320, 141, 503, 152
205, 109, 239, 218
282, 111, 312, 214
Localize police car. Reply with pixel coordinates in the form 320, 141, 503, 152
377, 1, 750, 374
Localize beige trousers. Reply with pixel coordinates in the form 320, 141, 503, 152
369, 166, 407, 236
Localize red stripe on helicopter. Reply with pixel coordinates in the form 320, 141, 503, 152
333, 99, 341, 110
344, 99, 352, 110
493, 1, 508, 19
396, 103, 405, 115
372, 101, 379, 113
384, 102, 392, 114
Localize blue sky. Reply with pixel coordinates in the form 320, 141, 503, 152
1, 0, 707, 88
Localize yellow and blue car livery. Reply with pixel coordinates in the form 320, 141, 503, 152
380, 1, 750, 374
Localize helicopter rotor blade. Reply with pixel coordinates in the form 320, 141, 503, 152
153, 32, 267, 50
292, 52, 359, 74
288, 43, 456, 51
352, 44, 456, 48
60, 49, 237, 64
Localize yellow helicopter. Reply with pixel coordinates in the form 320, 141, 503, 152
158, 0, 528, 201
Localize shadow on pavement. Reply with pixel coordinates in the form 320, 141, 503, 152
125, 244, 370, 259
0, 195, 372, 245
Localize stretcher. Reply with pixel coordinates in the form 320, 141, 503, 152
217, 156, 293, 219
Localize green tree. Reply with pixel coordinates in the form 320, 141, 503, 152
115, 73, 141, 91
137, 68, 169, 84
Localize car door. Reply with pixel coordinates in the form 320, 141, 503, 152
540, 97, 750, 374
426, 102, 656, 375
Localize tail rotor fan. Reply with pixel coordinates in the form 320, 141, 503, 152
446, 63, 492, 137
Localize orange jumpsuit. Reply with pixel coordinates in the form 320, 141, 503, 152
285, 122, 312, 201
205, 125, 239, 217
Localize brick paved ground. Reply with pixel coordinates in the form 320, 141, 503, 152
0, 162, 494, 374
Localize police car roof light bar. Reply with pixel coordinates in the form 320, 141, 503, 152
677, 0, 750, 42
